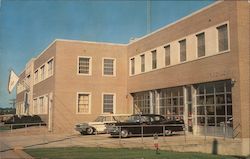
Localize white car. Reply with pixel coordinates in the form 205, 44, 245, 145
75, 114, 130, 135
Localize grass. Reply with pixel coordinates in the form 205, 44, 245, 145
24, 147, 239, 159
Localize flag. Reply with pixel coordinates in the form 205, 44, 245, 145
8, 70, 19, 94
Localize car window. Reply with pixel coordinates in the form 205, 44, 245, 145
141, 116, 150, 122
94, 116, 104, 122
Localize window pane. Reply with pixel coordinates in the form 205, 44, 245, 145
131, 58, 135, 75
216, 94, 225, 104
206, 95, 214, 104
78, 94, 90, 113
197, 32, 205, 57
179, 39, 186, 62
226, 94, 232, 104
197, 117, 205, 126
216, 105, 225, 115
217, 24, 228, 52
141, 54, 145, 72
152, 50, 157, 69
197, 106, 205, 115
104, 59, 114, 75
164, 45, 170, 66
227, 105, 232, 115
206, 106, 215, 115
103, 94, 114, 113
207, 117, 215, 126
79, 57, 90, 74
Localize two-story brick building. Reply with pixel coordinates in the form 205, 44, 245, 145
16, 0, 249, 155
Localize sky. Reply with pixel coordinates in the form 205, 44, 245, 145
0, 0, 214, 108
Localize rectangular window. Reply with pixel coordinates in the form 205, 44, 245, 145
131, 58, 135, 75
179, 39, 186, 62
103, 94, 114, 113
78, 57, 91, 75
34, 70, 38, 83
152, 50, 157, 69
217, 24, 228, 52
33, 99, 37, 114
39, 96, 44, 114
196, 32, 205, 57
40, 65, 45, 80
103, 58, 115, 76
77, 93, 90, 113
164, 45, 170, 66
47, 59, 54, 76
140, 54, 145, 72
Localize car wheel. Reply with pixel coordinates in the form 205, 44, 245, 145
165, 130, 172, 136
120, 129, 129, 138
80, 131, 86, 135
86, 127, 94, 135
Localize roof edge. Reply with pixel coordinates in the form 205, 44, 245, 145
55, 39, 127, 46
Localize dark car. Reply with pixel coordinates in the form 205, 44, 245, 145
106, 114, 184, 138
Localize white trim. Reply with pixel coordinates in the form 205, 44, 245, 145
56, 39, 126, 46
102, 57, 116, 77
76, 92, 92, 114
77, 56, 92, 76
128, 1, 223, 45
102, 92, 116, 114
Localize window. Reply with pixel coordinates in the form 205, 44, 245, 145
151, 50, 157, 69
77, 93, 91, 114
78, 57, 91, 75
47, 59, 54, 76
140, 54, 145, 72
33, 98, 37, 114
39, 96, 44, 114
164, 45, 170, 66
195, 80, 232, 136
196, 32, 205, 57
179, 39, 186, 62
40, 65, 45, 80
133, 92, 150, 114
103, 94, 115, 113
103, 58, 115, 76
34, 70, 38, 83
217, 24, 228, 52
131, 58, 135, 75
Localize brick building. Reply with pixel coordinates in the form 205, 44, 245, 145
16, 1, 249, 155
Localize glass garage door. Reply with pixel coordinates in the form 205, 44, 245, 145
195, 80, 233, 137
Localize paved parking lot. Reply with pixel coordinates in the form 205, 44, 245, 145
0, 127, 243, 158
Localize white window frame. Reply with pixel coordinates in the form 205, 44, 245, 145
130, 57, 135, 76
47, 57, 54, 77
179, 39, 187, 62
34, 69, 39, 84
216, 22, 230, 54
102, 57, 116, 77
76, 92, 91, 114
77, 56, 92, 76
102, 93, 116, 114
40, 65, 46, 81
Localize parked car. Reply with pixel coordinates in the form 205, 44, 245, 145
75, 114, 131, 135
106, 114, 184, 138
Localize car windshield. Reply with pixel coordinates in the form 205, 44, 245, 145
94, 116, 105, 122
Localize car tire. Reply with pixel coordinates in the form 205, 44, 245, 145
86, 127, 94, 135
121, 129, 129, 138
165, 130, 172, 136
